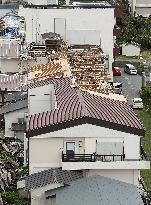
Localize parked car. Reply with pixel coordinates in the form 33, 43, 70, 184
112, 67, 122, 76
124, 64, 137, 75
132, 98, 143, 109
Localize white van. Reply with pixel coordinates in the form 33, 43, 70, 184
124, 64, 137, 75
132, 98, 143, 109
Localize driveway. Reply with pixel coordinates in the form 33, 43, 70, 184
113, 68, 142, 104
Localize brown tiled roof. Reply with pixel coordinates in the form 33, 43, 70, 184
28, 59, 71, 80
27, 77, 144, 137
25, 168, 83, 191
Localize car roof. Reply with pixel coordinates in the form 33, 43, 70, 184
113, 67, 120, 69
126, 64, 135, 67
133, 98, 142, 101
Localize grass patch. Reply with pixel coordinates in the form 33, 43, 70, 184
136, 109, 151, 191
116, 50, 151, 63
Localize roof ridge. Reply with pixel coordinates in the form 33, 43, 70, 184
76, 90, 89, 117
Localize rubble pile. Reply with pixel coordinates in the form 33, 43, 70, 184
69, 47, 114, 94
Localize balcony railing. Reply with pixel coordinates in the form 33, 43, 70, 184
62, 147, 149, 163
62, 153, 96, 162
62, 152, 125, 162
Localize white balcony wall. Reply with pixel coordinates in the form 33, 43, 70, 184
124, 135, 140, 160
85, 138, 96, 154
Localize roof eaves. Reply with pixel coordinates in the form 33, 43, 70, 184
26, 116, 145, 138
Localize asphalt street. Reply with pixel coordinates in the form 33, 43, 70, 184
113, 68, 142, 104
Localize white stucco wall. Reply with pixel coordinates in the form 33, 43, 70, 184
28, 84, 56, 115
4, 108, 28, 138
122, 44, 140, 57
18, 6, 115, 80
0, 59, 20, 73
31, 183, 62, 205
130, 0, 151, 16
29, 124, 142, 174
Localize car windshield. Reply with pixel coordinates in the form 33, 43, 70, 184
134, 99, 142, 103
129, 67, 136, 70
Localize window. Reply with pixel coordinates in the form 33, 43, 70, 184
66, 142, 75, 155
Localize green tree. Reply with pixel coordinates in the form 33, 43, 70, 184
118, 16, 151, 48
2, 191, 29, 205
141, 86, 151, 110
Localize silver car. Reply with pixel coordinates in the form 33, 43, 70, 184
124, 64, 137, 75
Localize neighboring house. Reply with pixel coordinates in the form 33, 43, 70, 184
24, 166, 145, 205
0, 73, 27, 91
122, 43, 140, 57
18, 1, 117, 81
129, 0, 151, 17
24, 77, 149, 205
0, 39, 21, 73
0, 96, 28, 141
0, 12, 26, 73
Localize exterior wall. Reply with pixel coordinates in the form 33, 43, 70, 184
31, 183, 61, 205
135, 7, 151, 17
0, 58, 20, 73
122, 44, 140, 57
18, 6, 115, 81
124, 135, 140, 159
29, 137, 63, 173
29, 124, 141, 174
28, 84, 56, 115
4, 108, 28, 138
87, 169, 140, 186
29, 137, 84, 174
130, 0, 151, 16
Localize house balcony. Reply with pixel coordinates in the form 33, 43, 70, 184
61, 148, 150, 170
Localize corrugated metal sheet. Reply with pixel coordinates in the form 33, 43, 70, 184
52, 176, 144, 205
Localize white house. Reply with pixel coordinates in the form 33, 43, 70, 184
18, 1, 116, 81
25, 78, 150, 205
122, 43, 141, 57
24, 77, 150, 205
0, 93, 28, 141
129, 0, 151, 17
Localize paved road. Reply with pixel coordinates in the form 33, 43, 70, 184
113, 68, 142, 104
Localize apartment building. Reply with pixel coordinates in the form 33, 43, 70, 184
129, 0, 151, 17
24, 76, 149, 205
